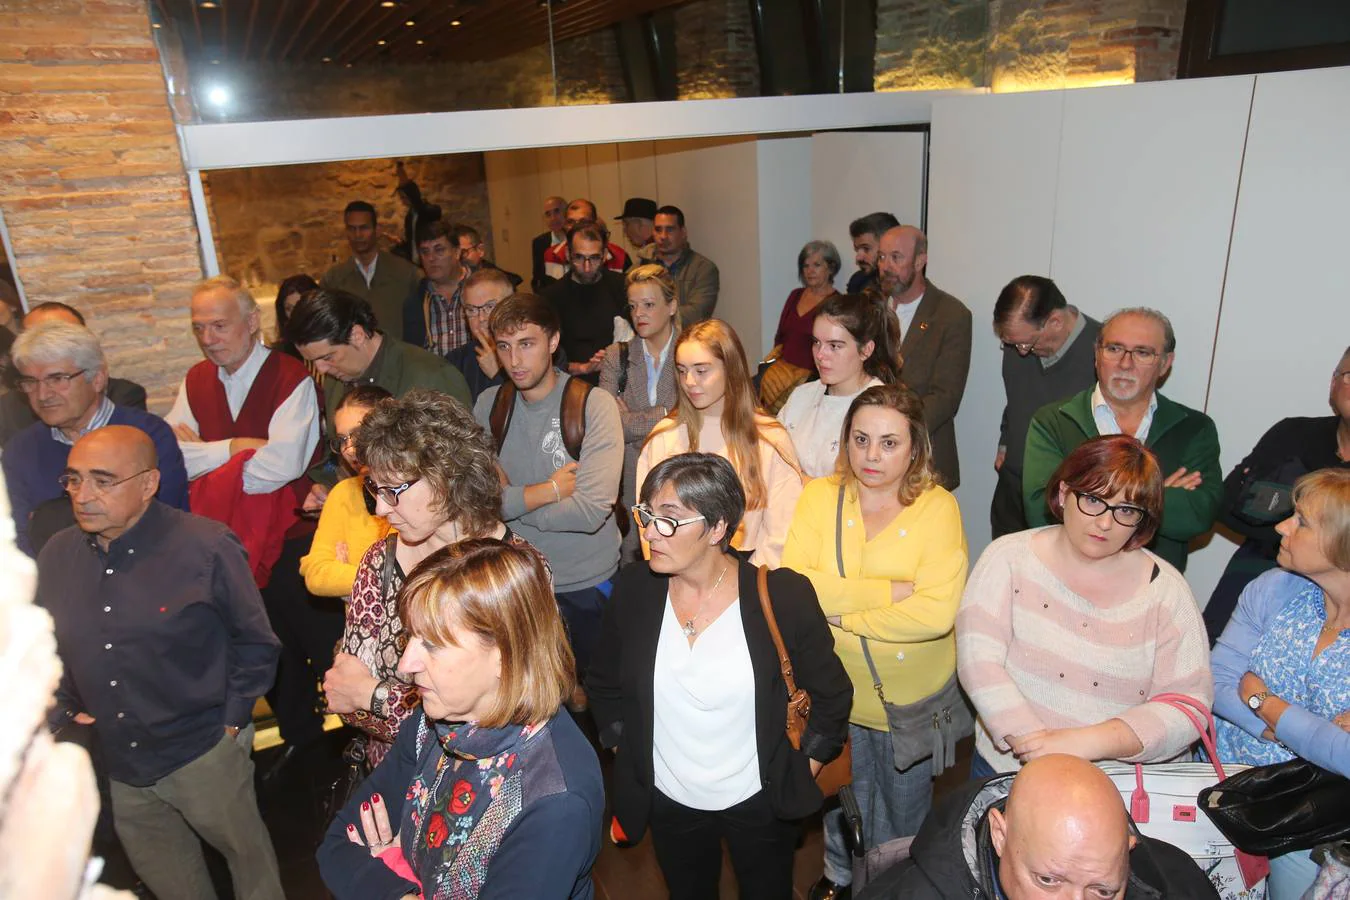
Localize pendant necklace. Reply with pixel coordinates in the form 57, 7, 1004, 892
681, 564, 730, 637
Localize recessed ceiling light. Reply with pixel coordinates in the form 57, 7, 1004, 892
380, 1, 395, 7
404, 19, 415, 26
415, 39, 425, 45
377, 39, 386, 45
322, 56, 332, 62
200, 0, 218, 7
450, 19, 462, 26
152, 22, 162, 28
345, 62, 353, 67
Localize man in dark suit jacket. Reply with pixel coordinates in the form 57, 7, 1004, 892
0, 301, 148, 446
320, 200, 421, 342
531, 195, 568, 291
879, 225, 972, 488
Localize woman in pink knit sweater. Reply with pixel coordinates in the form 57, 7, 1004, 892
956, 435, 1212, 776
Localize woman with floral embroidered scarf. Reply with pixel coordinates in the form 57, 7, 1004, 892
318, 539, 605, 899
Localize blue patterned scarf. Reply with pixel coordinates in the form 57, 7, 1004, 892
402, 714, 543, 899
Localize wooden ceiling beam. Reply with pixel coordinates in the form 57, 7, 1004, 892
278, 0, 324, 60
258, 0, 290, 60
294, 0, 357, 60
241, 0, 260, 59
344, 0, 448, 64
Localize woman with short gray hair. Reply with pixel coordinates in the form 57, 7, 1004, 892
760, 240, 842, 413
588, 452, 851, 900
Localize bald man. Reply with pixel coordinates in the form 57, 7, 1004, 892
856, 755, 1217, 899
877, 225, 972, 488
37, 425, 284, 900
533, 194, 569, 289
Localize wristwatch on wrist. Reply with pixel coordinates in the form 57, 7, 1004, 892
1246, 690, 1269, 711
370, 681, 392, 718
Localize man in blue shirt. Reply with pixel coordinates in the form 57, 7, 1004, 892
1, 322, 187, 556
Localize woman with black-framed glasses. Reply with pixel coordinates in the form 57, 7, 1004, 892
957, 434, 1214, 777
321, 389, 550, 767
589, 452, 850, 900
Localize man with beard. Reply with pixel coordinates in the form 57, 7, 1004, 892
1023, 307, 1221, 572
877, 224, 972, 488
543, 220, 628, 386
846, 211, 899, 295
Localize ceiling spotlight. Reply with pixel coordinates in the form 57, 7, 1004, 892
450, 19, 462, 26
377, 39, 387, 45
207, 85, 229, 106
152, 22, 162, 28
322, 56, 332, 62
200, 0, 218, 7
404, 19, 415, 26
380, 1, 396, 6
345, 62, 353, 67
415, 39, 424, 45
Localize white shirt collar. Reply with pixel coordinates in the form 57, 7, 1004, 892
355, 253, 378, 287
1091, 382, 1159, 442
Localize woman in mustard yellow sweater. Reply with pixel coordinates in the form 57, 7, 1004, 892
782, 383, 968, 900
298, 386, 393, 597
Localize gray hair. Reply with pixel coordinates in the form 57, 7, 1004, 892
638, 452, 745, 552
193, 274, 258, 316
12, 322, 105, 383
798, 240, 842, 284
1099, 307, 1176, 355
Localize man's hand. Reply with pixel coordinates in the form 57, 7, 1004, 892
303, 482, 329, 513
475, 334, 501, 379
229, 437, 268, 457
73, 712, 95, 725
1163, 467, 1204, 491
994, 446, 1006, 472
567, 350, 606, 376
551, 462, 579, 501
323, 653, 380, 715
225, 724, 242, 738
173, 423, 201, 443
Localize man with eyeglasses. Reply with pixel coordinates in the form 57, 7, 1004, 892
990, 275, 1102, 538
446, 267, 514, 402
2, 321, 187, 557
403, 218, 469, 355
1023, 307, 1222, 572
877, 224, 973, 489
541, 198, 633, 280
451, 222, 523, 290
543, 219, 630, 386
37, 425, 284, 900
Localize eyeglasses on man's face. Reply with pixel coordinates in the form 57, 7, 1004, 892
59, 468, 154, 496
632, 503, 706, 538
17, 370, 88, 393
1073, 491, 1147, 527
329, 433, 356, 456
1099, 342, 1162, 366
1001, 329, 1044, 355
363, 477, 420, 507
463, 302, 498, 319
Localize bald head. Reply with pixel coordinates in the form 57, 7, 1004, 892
878, 225, 928, 302
989, 756, 1135, 900
65, 426, 160, 547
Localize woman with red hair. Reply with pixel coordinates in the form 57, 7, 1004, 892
956, 435, 1213, 776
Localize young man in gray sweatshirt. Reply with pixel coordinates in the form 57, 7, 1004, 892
474, 293, 623, 687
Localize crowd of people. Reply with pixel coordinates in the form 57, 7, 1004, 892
1, 183, 1347, 900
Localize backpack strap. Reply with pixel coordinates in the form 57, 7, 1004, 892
560, 376, 592, 462
489, 381, 518, 453
616, 341, 630, 396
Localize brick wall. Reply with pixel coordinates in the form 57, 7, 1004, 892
0, 0, 206, 410
674, 0, 761, 99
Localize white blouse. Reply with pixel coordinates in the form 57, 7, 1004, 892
777, 377, 883, 478
652, 597, 761, 811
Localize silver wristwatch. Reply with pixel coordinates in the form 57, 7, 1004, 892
370, 681, 392, 718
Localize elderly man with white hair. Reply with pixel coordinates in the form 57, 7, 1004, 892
1, 321, 187, 557
164, 274, 327, 765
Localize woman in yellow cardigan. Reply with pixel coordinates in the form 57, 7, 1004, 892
298, 386, 394, 597
782, 383, 968, 900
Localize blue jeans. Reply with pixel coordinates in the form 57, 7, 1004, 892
1269, 848, 1318, 900
969, 751, 999, 781
822, 723, 934, 885
556, 578, 612, 679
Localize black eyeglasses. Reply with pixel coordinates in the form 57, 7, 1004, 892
1074, 491, 1147, 527
1099, 343, 1161, 366
632, 503, 706, 537
329, 433, 355, 455
59, 468, 154, 495
363, 477, 420, 507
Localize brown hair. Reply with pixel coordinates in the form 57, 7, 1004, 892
837, 383, 938, 504
399, 538, 574, 729
649, 319, 795, 510
1045, 435, 1163, 550
1291, 468, 1350, 571
816, 293, 903, 385
353, 388, 501, 536
488, 292, 559, 339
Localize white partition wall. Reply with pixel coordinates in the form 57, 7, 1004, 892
810, 131, 927, 268
758, 137, 815, 355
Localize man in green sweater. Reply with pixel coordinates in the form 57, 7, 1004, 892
285, 287, 471, 492
1022, 307, 1221, 572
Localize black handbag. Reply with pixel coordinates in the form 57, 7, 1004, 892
323, 737, 371, 825
1199, 757, 1350, 855
835, 485, 973, 775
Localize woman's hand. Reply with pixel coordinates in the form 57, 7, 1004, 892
1006, 720, 1141, 764
1334, 710, 1350, 732
346, 792, 401, 857
890, 581, 915, 604
1239, 670, 1269, 703
324, 653, 380, 715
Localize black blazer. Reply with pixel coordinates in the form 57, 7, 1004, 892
531, 231, 559, 291
587, 557, 851, 842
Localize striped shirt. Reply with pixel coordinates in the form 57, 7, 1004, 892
956, 528, 1213, 773
52, 394, 114, 445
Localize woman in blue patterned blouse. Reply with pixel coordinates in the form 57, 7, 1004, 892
1213, 467, 1350, 900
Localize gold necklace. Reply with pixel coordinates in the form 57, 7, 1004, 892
681, 564, 730, 638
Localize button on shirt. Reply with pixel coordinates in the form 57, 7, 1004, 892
1091, 382, 1158, 443
37, 501, 280, 787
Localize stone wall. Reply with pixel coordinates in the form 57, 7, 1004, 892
674, 0, 761, 99
0, 0, 205, 410
203, 154, 493, 298
874, 0, 1188, 92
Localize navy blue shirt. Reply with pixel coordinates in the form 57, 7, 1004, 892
37, 501, 280, 787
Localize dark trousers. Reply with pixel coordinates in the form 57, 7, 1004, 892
555, 579, 612, 681
261, 533, 344, 748
649, 789, 799, 900
990, 466, 1028, 539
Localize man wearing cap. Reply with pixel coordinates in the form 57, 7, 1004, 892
615, 197, 657, 260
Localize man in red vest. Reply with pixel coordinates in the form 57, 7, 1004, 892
165, 275, 331, 767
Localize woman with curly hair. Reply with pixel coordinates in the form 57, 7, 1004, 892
321, 389, 548, 766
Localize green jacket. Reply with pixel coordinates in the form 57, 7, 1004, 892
1022, 388, 1222, 572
